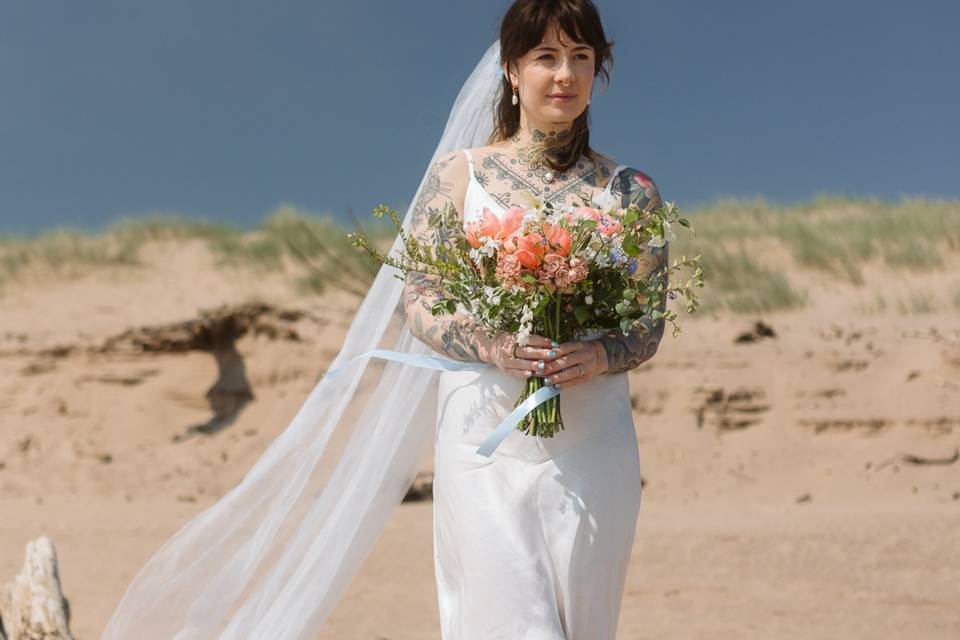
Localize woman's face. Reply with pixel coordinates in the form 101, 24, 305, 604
504, 24, 596, 130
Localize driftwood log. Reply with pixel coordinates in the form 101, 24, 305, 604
0, 536, 73, 640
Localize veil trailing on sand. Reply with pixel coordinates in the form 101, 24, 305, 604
101, 39, 503, 639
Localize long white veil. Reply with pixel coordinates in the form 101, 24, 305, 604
101, 39, 503, 639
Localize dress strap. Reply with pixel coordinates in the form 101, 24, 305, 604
462, 148, 476, 174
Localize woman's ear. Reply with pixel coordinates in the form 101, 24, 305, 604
506, 63, 519, 87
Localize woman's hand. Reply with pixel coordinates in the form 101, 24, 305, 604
475, 330, 608, 387
538, 338, 608, 389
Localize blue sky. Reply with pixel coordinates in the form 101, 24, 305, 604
1, 0, 957, 236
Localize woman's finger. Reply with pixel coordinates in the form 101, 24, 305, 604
538, 344, 596, 377
543, 355, 599, 388
512, 335, 572, 363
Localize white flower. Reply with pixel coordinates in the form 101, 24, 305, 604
647, 220, 676, 248
592, 189, 617, 211
585, 294, 593, 305
523, 209, 540, 225
663, 220, 677, 242
480, 237, 498, 256
483, 285, 502, 306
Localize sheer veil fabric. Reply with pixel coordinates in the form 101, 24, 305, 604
101, 40, 503, 639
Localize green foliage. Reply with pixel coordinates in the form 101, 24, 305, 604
2, 196, 956, 316
688, 242, 807, 314
0, 227, 141, 286
670, 195, 960, 313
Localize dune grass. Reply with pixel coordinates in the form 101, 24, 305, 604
0, 206, 396, 299
1, 197, 956, 313
0, 228, 141, 282
672, 195, 960, 313
207, 205, 395, 297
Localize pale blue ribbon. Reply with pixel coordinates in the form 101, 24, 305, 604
324, 349, 559, 457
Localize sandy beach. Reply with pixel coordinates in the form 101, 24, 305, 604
2, 214, 959, 638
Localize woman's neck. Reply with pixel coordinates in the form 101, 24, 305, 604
499, 123, 576, 169
507, 123, 575, 151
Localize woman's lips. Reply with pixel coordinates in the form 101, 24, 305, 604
548, 95, 575, 101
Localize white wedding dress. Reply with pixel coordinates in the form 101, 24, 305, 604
431, 149, 644, 639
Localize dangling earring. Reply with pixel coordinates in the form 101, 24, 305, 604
511, 86, 519, 106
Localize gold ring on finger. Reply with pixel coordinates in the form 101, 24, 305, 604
511, 343, 519, 358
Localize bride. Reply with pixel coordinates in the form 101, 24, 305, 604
101, 1, 667, 638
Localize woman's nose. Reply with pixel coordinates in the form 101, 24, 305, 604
555, 58, 576, 83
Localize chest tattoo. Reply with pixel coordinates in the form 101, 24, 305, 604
476, 152, 613, 212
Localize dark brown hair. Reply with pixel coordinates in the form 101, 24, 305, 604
490, 0, 615, 175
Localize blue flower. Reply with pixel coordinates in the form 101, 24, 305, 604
626, 258, 638, 276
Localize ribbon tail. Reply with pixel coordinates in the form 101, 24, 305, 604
323, 348, 489, 380
476, 384, 560, 458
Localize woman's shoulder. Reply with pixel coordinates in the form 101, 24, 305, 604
429, 149, 471, 190
591, 152, 655, 186
594, 152, 662, 207
613, 164, 659, 192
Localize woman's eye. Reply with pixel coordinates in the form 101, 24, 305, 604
539, 54, 591, 61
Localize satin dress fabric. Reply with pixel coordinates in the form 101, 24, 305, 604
431, 149, 644, 639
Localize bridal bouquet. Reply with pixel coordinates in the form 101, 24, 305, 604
348, 190, 704, 439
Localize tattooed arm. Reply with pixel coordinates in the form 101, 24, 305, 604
596, 168, 669, 374
403, 150, 490, 363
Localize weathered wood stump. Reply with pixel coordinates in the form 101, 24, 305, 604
403, 471, 434, 502
0, 536, 73, 640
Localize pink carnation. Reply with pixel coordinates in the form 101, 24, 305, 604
554, 256, 589, 293
534, 253, 566, 293
495, 252, 527, 290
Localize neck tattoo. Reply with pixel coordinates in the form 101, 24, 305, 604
509, 128, 574, 184
504, 127, 605, 189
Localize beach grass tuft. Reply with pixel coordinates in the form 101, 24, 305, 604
1, 197, 956, 312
